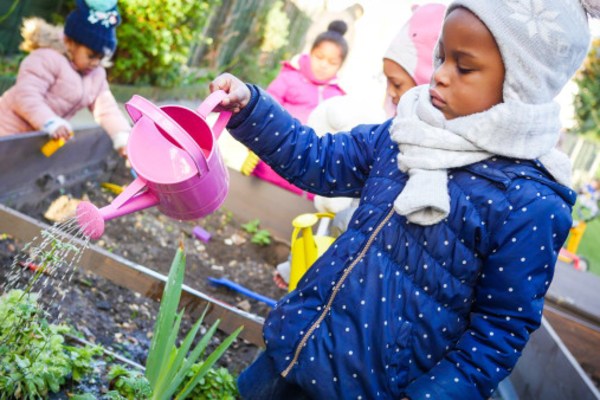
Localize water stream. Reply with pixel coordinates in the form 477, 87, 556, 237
0, 214, 93, 355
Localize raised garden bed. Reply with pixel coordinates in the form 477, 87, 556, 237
0, 153, 301, 396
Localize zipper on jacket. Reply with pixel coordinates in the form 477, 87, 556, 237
281, 207, 396, 377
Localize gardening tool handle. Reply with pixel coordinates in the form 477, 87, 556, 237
196, 90, 232, 141
125, 95, 209, 176
208, 277, 277, 307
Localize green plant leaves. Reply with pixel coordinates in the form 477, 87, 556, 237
242, 219, 272, 245
145, 244, 186, 387
0, 290, 101, 399
0, 245, 242, 398
573, 38, 600, 138
142, 244, 243, 400
111, 0, 219, 87
241, 219, 260, 233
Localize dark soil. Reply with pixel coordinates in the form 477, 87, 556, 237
0, 158, 291, 396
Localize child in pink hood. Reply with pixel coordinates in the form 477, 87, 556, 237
383, 3, 446, 117
244, 20, 348, 197
0, 0, 130, 156
311, 3, 446, 219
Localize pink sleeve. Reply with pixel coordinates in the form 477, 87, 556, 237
89, 80, 131, 139
11, 52, 60, 130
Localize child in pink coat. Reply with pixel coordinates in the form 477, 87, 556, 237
245, 20, 348, 197
0, 0, 130, 156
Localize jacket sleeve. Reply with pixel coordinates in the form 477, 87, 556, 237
89, 77, 131, 147
404, 192, 572, 399
228, 85, 390, 197
11, 51, 61, 130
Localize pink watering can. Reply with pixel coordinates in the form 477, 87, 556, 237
76, 91, 231, 239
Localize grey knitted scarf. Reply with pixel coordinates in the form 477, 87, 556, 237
390, 85, 571, 226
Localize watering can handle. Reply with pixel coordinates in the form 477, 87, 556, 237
196, 90, 232, 140
125, 95, 209, 175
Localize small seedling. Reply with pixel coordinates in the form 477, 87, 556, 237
242, 219, 272, 246
251, 229, 271, 246
241, 219, 260, 233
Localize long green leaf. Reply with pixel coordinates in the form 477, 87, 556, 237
145, 246, 186, 386
152, 309, 185, 397
169, 318, 221, 389
157, 317, 209, 399
157, 310, 205, 393
157, 306, 209, 397
175, 326, 243, 400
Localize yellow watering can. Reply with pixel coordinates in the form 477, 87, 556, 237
288, 212, 335, 292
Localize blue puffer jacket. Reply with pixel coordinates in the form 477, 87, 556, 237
228, 86, 575, 399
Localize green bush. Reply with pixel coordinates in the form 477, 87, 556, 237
573, 38, 600, 137
111, 0, 220, 87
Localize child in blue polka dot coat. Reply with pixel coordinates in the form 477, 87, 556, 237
210, 1, 599, 399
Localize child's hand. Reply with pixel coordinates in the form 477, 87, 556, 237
116, 145, 128, 159
209, 73, 250, 113
51, 125, 73, 141
43, 117, 73, 141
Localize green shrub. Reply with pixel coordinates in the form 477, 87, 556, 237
573, 38, 600, 137
111, 0, 220, 87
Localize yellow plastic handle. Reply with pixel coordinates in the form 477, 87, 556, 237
40, 132, 74, 157
241, 151, 260, 176
41, 138, 66, 157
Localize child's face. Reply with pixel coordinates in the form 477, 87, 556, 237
429, 7, 505, 120
310, 41, 344, 81
383, 59, 416, 107
65, 38, 103, 75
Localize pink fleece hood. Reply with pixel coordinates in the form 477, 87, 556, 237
383, 3, 446, 86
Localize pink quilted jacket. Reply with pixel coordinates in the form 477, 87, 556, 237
252, 54, 345, 197
266, 54, 345, 124
0, 48, 129, 140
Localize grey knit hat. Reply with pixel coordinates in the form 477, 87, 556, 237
444, 0, 600, 104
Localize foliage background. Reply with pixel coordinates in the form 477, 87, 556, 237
0, 0, 310, 93
573, 38, 600, 140
112, 0, 219, 87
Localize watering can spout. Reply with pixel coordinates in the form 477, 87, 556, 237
76, 178, 159, 239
